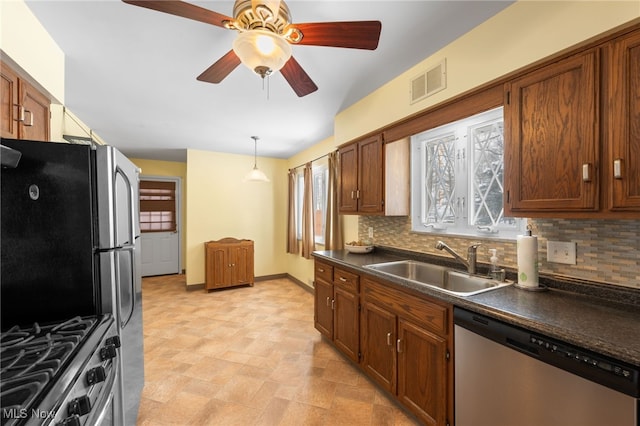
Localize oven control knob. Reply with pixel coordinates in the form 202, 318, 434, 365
86, 366, 107, 385
106, 335, 121, 348
59, 415, 81, 426
100, 344, 117, 360
68, 395, 91, 416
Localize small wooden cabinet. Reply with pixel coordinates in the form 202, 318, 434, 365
1, 61, 50, 141
313, 261, 360, 363
204, 238, 254, 291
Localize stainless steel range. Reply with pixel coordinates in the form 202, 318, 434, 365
1, 316, 120, 426
1, 139, 144, 426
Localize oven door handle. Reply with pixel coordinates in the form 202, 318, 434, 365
84, 360, 122, 426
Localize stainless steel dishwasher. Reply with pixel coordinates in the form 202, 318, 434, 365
454, 307, 639, 426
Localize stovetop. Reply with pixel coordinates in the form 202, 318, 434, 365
0, 316, 99, 424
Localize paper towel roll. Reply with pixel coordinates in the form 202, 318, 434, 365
517, 234, 539, 288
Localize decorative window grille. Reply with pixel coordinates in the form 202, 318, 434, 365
411, 107, 524, 238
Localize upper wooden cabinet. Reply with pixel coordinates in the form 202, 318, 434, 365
606, 29, 640, 211
1, 61, 50, 141
504, 25, 640, 218
338, 135, 409, 216
504, 49, 600, 214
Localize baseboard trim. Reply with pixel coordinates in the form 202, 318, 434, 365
183, 274, 314, 294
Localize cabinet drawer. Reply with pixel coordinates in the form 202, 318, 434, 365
363, 277, 449, 336
315, 261, 334, 282
334, 268, 359, 292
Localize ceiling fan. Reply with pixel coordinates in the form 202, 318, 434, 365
122, 0, 382, 97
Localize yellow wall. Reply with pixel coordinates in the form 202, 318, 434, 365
185, 149, 287, 286
129, 158, 188, 271
335, 1, 640, 144
0, 0, 64, 103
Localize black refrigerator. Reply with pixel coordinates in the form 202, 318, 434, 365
1, 138, 144, 425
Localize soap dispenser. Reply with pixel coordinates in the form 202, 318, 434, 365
489, 249, 505, 281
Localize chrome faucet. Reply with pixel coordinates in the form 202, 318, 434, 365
435, 241, 481, 275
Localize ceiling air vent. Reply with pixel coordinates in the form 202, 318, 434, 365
410, 59, 446, 104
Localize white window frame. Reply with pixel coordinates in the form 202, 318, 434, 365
410, 107, 525, 240
294, 160, 329, 245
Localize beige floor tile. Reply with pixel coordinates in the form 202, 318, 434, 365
137, 275, 420, 426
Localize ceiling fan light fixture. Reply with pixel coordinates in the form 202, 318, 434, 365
233, 30, 292, 77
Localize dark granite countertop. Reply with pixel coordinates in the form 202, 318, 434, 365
313, 247, 640, 366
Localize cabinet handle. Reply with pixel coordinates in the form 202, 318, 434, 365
326, 296, 330, 307
386, 332, 392, 346
356, 189, 360, 199
351, 190, 355, 200
331, 299, 335, 310
23, 110, 33, 127
16, 105, 25, 122
396, 339, 402, 353
339, 277, 347, 282
582, 163, 592, 182
614, 159, 623, 179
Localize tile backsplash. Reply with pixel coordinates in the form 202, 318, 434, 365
359, 216, 639, 289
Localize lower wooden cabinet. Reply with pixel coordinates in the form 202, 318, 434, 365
204, 238, 254, 291
313, 261, 360, 363
313, 258, 453, 425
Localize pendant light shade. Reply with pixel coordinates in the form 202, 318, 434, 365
244, 136, 270, 182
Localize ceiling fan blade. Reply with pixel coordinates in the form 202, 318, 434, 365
197, 50, 241, 84
122, 1, 232, 28
290, 21, 382, 50
280, 56, 318, 97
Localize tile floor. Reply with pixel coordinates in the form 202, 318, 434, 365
137, 275, 420, 426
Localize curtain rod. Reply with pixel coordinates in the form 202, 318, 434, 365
289, 151, 333, 171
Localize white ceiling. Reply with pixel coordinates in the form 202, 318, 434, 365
24, 0, 513, 162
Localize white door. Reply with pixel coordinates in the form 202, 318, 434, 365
139, 177, 181, 277
140, 231, 179, 276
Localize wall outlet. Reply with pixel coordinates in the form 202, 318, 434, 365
547, 241, 577, 265
368, 227, 374, 239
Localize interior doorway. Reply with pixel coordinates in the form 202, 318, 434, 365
139, 176, 181, 276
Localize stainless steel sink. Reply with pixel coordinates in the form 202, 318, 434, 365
364, 260, 512, 296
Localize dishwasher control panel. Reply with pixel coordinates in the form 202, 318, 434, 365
529, 336, 634, 381
454, 307, 640, 398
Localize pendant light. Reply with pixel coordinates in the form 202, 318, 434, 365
244, 136, 270, 182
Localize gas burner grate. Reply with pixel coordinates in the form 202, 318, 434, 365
0, 316, 99, 423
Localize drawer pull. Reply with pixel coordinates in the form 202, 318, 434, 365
339, 277, 347, 282
318, 268, 325, 273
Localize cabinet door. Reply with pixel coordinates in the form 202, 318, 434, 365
1, 62, 18, 139
361, 301, 396, 394
230, 243, 253, 285
505, 50, 599, 213
19, 79, 50, 141
333, 286, 359, 362
207, 246, 229, 288
314, 278, 333, 339
358, 135, 384, 213
608, 29, 640, 210
338, 143, 358, 213
397, 318, 447, 426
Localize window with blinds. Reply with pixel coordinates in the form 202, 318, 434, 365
139, 180, 176, 232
